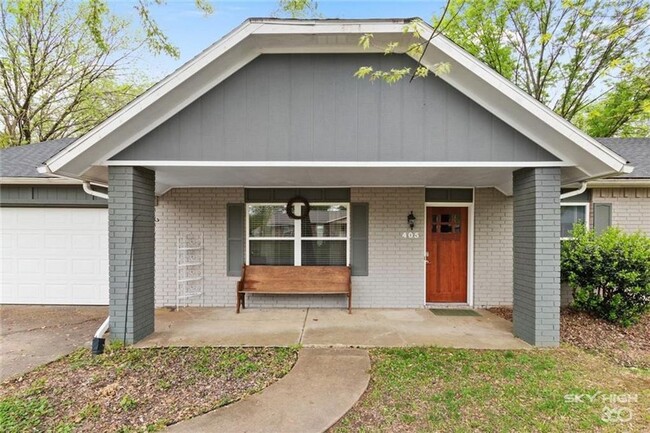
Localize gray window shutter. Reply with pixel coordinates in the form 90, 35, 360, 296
227, 203, 245, 276
593, 203, 612, 234
350, 203, 369, 276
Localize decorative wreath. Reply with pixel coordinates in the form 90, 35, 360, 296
286, 196, 310, 220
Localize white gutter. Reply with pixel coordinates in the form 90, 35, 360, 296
560, 181, 588, 200
82, 181, 109, 200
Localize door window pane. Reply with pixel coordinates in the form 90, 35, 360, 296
302, 205, 347, 238
301, 240, 346, 266
561, 205, 586, 238
249, 205, 294, 237
249, 240, 294, 265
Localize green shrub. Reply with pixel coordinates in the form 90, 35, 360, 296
561, 223, 650, 326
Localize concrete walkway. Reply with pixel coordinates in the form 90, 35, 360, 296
164, 348, 370, 433
137, 307, 529, 350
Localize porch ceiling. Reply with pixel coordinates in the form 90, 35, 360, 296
144, 165, 554, 195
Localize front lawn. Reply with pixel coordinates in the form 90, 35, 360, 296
332, 347, 649, 432
0, 345, 297, 433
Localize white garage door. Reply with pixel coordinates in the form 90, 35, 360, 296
1, 207, 108, 305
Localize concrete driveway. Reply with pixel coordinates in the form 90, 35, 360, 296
0, 305, 107, 382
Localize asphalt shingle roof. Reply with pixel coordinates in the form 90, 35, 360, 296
596, 138, 650, 178
0, 139, 74, 178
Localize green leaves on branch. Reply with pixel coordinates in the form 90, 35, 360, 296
277, 0, 320, 18
354, 28, 451, 84
439, 0, 650, 136
86, 0, 215, 59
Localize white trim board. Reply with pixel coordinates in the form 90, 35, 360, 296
107, 160, 572, 168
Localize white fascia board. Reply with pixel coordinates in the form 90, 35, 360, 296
0, 177, 81, 185
587, 178, 650, 188
105, 160, 572, 168
413, 22, 628, 175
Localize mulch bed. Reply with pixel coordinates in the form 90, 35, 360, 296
0, 346, 297, 433
488, 307, 650, 368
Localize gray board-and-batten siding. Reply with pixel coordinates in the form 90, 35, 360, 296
112, 54, 558, 163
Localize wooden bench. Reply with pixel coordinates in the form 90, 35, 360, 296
236, 265, 352, 314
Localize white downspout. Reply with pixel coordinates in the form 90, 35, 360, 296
82, 181, 110, 354
560, 181, 588, 200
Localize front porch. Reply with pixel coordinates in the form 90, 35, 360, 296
134, 307, 530, 350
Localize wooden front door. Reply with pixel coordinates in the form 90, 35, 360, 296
426, 207, 468, 303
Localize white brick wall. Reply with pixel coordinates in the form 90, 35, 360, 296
155, 186, 518, 308
591, 188, 650, 234
473, 188, 514, 307
350, 187, 425, 308
154, 188, 244, 307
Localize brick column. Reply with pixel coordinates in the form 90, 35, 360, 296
108, 166, 155, 344
512, 167, 561, 347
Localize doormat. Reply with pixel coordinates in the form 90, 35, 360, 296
430, 309, 481, 317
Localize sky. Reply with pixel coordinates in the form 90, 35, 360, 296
109, 1, 448, 79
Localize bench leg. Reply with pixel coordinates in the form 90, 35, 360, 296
348, 293, 352, 314
236, 293, 240, 313
242, 293, 246, 310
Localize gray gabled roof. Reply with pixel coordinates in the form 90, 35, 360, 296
0, 139, 75, 178
597, 138, 650, 178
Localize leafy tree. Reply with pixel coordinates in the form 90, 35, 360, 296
438, 0, 650, 136
0, 0, 152, 147
574, 64, 650, 137
308, 0, 650, 137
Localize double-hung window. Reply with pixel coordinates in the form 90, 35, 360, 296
247, 203, 349, 266
560, 203, 589, 239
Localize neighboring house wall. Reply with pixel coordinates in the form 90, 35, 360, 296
113, 54, 558, 163
590, 187, 650, 234
473, 188, 513, 307
154, 186, 518, 308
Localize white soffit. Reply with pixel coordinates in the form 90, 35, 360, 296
42, 18, 630, 183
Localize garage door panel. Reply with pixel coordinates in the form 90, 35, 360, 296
44, 234, 69, 249
45, 259, 69, 275
17, 233, 42, 250
1, 208, 108, 305
71, 233, 101, 250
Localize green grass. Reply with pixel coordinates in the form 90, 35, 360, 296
0, 345, 298, 433
334, 347, 650, 432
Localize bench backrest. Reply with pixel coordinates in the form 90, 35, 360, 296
240, 265, 351, 294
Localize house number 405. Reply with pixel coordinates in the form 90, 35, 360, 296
401, 232, 420, 239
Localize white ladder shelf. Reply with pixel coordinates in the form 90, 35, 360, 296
176, 233, 204, 309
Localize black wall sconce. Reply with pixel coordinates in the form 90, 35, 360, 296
407, 211, 416, 230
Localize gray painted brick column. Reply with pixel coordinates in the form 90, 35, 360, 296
512, 167, 561, 347
108, 166, 155, 344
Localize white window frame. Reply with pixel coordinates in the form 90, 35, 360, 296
560, 202, 590, 240
245, 202, 350, 266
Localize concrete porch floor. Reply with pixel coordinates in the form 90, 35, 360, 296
135, 308, 530, 350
